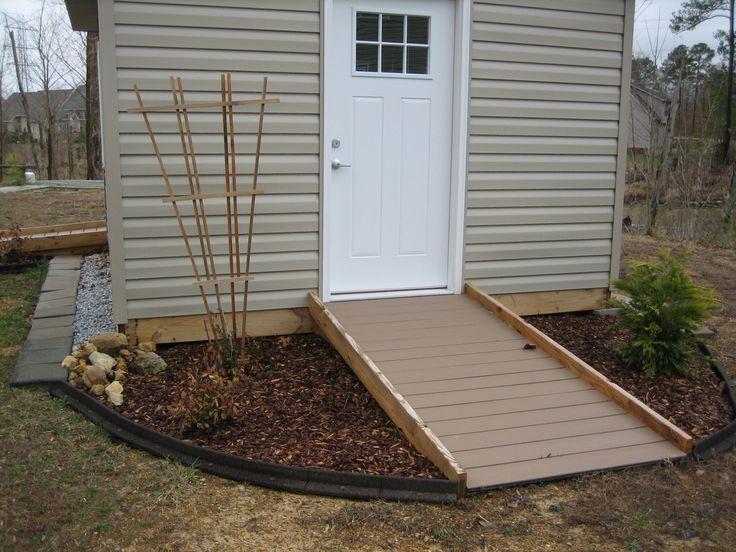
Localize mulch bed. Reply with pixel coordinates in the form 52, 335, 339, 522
525, 312, 734, 439
105, 334, 443, 478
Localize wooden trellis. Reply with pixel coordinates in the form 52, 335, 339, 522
129, 74, 279, 346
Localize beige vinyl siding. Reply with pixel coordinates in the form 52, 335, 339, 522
466, 0, 629, 294
104, 0, 320, 321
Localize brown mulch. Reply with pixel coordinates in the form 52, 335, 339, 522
109, 334, 443, 479
525, 312, 735, 440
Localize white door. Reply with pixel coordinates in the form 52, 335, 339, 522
327, 0, 455, 295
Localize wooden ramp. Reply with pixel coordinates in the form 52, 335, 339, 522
309, 287, 689, 492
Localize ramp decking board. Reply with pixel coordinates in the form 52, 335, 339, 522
388, 357, 563, 384
359, 326, 523, 351
468, 442, 684, 489
429, 400, 627, 437
368, 338, 530, 362
417, 389, 613, 423
444, 414, 645, 453
378, 347, 550, 371
320, 293, 686, 490
395, 366, 581, 396
406, 378, 595, 409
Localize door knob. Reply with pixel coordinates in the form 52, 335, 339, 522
331, 159, 352, 169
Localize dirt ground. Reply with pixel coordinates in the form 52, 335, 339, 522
2, 234, 735, 551
0, 188, 105, 229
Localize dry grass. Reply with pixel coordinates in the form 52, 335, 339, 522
0, 188, 105, 230
1, 234, 735, 551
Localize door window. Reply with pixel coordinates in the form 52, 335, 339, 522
355, 12, 430, 75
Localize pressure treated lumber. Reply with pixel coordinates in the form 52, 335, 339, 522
465, 282, 693, 453
307, 292, 468, 493
14, 220, 105, 236
126, 307, 314, 344
1, 220, 107, 254
492, 288, 608, 316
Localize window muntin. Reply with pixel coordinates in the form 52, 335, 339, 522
355, 12, 430, 76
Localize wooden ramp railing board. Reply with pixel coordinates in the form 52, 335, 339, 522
310, 291, 688, 491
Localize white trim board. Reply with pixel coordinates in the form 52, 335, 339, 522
320, 0, 470, 302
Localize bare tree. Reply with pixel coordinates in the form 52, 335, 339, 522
725, 162, 736, 221
33, 1, 79, 179
6, 20, 41, 174
85, 31, 101, 180
647, 72, 683, 236
0, 27, 8, 170
5, 2, 84, 180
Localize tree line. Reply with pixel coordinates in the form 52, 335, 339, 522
630, 0, 736, 232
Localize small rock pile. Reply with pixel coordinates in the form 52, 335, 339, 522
62, 332, 167, 406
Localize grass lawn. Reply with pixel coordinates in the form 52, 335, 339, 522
0, 188, 105, 229
1, 235, 735, 551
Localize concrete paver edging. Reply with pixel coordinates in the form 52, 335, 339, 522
10, 256, 81, 386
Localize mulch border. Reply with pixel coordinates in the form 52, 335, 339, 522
50, 381, 461, 503
693, 342, 736, 460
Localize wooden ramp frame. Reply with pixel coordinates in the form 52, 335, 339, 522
308, 286, 690, 492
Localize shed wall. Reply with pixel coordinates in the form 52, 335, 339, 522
466, 0, 629, 295
101, 0, 321, 321
100, 0, 631, 323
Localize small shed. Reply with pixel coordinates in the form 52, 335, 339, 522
66, 0, 634, 344
628, 85, 669, 153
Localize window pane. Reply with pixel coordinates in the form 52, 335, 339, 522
356, 12, 379, 41
382, 14, 404, 43
406, 46, 428, 74
381, 45, 404, 73
407, 16, 429, 44
356, 43, 378, 72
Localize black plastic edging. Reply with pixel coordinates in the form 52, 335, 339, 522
693, 342, 736, 460
50, 382, 460, 503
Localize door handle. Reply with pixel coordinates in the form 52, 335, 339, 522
331, 159, 352, 169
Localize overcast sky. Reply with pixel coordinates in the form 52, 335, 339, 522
634, 0, 725, 58
0, 0, 730, 59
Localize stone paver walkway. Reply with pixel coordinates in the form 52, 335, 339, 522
10, 256, 81, 385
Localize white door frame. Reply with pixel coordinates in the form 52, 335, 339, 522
320, 0, 470, 302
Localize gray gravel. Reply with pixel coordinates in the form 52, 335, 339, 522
73, 253, 116, 348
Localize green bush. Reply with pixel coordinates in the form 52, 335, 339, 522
3, 154, 25, 185
608, 250, 719, 377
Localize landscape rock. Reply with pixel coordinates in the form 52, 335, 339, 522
138, 341, 156, 353
119, 349, 133, 362
134, 351, 167, 375
61, 355, 78, 372
89, 351, 117, 376
68, 371, 78, 382
113, 369, 126, 382
90, 384, 105, 396
82, 364, 107, 389
105, 381, 124, 405
80, 342, 97, 358
90, 332, 128, 356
